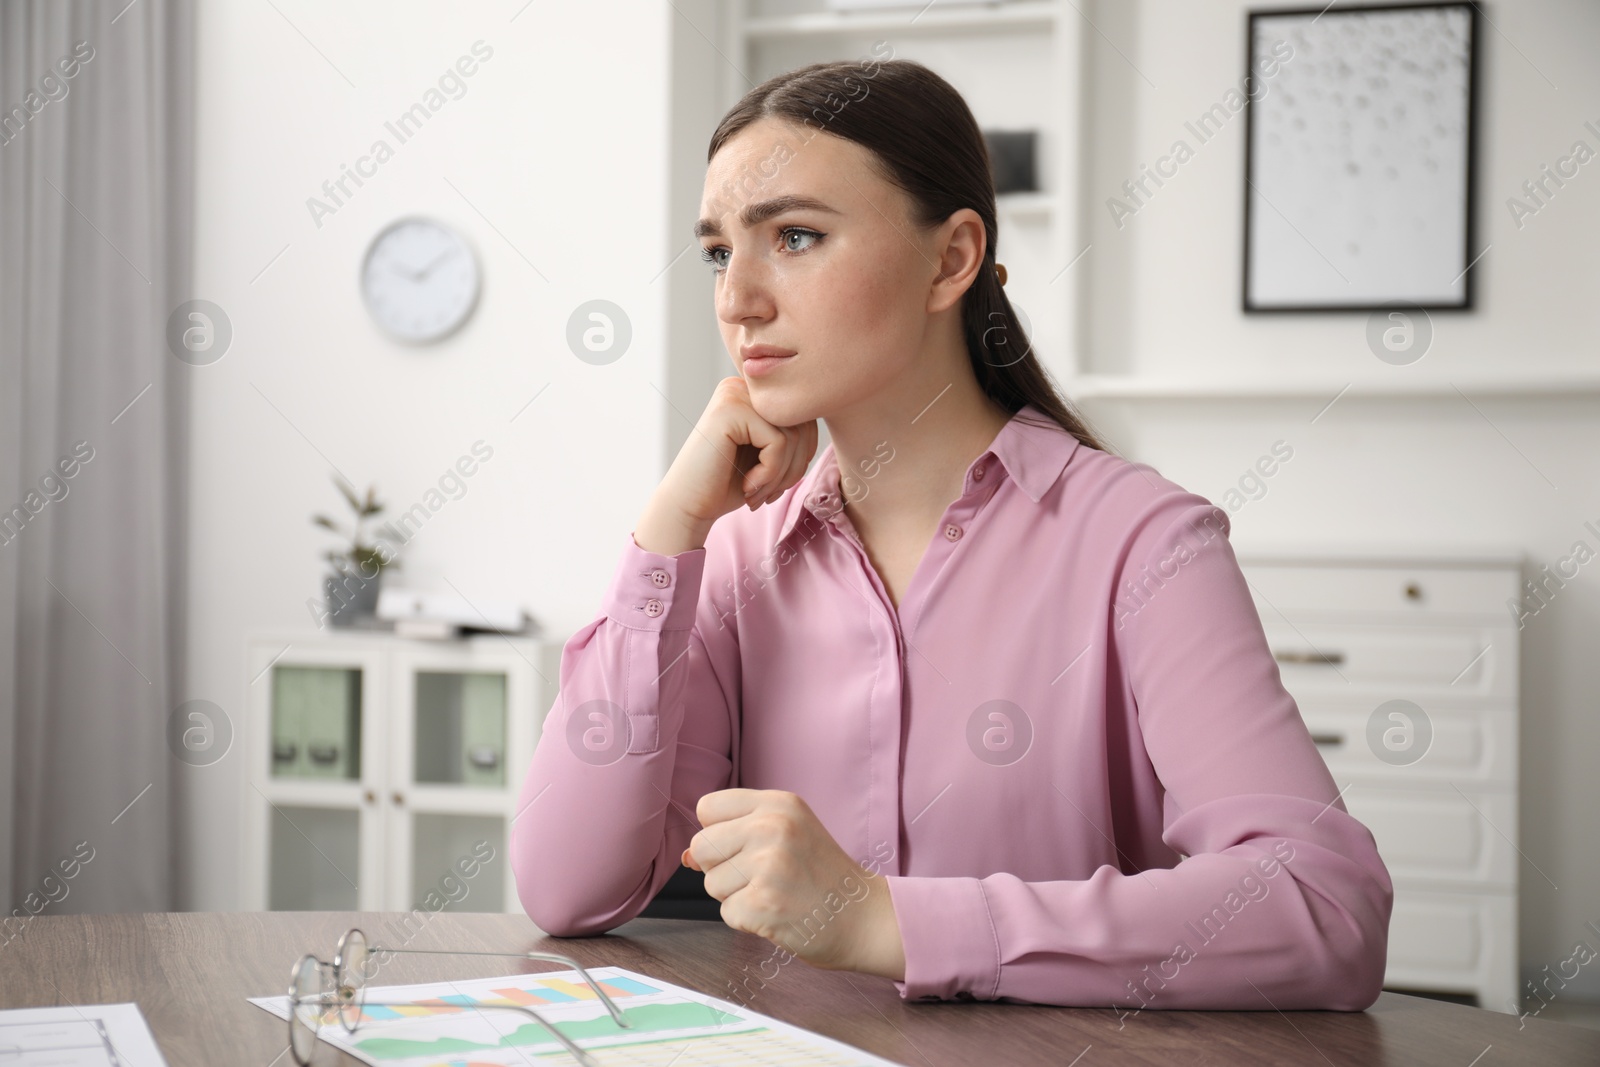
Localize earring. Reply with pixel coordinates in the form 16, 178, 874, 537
995, 262, 1007, 287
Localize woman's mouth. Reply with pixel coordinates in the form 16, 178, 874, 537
743, 354, 794, 377
741, 343, 797, 379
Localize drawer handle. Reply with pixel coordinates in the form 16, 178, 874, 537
272, 741, 298, 763
467, 745, 501, 770
1273, 649, 1346, 665
307, 744, 340, 765
1309, 732, 1344, 747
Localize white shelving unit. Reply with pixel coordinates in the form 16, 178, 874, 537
242, 630, 561, 916
741, 0, 1061, 39
715, 0, 1087, 388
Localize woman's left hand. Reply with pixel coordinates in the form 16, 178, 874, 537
682, 788, 904, 979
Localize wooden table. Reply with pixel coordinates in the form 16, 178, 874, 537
2, 911, 1596, 1065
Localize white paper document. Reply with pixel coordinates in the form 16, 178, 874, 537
0, 1003, 168, 1066
251, 964, 906, 1066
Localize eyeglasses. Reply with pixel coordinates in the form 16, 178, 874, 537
286, 927, 633, 1066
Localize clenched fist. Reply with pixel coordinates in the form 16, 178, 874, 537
681, 788, 905, 980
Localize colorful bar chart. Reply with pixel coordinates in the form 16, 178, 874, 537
356, 974, 658, 1023
249, 965, 905, 1067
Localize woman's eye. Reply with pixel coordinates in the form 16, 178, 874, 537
699, 246, 730, 272
781, 227, 822, 252
699, 228, 824, 274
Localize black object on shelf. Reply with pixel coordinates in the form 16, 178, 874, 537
983, 129, 1038, 194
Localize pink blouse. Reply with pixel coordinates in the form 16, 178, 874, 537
510, 403, 1392, 1012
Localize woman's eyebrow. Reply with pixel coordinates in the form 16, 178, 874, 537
694, 195, 840, 239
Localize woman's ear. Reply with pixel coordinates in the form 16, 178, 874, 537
927, 207, 987, 315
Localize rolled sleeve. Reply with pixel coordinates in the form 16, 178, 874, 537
884, 875, 1001, 1001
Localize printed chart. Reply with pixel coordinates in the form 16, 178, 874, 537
250, 965, 904, 1066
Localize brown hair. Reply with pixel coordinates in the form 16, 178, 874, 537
707, 56, 1108, 453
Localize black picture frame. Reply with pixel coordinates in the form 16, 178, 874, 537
1241, 1, 1481, 313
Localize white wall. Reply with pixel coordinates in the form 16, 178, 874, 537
1077, 0, 1599, 994
184, 0, 709, 909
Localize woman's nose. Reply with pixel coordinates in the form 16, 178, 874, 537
718, 254, 775, 324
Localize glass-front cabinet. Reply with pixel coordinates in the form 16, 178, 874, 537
245, 631, 559, 914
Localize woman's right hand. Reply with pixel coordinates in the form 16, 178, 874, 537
633, 376, 819, 556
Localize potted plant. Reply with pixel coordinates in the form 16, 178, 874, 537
313, 475, 397, 628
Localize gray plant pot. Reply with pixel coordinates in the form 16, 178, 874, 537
324, 566, 383, 628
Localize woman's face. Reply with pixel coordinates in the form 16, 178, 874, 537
696, 118, 960, 429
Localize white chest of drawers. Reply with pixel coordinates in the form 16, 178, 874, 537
1235, 550, 1522, 1012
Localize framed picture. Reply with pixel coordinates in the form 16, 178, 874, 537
1242, 2, 1480, 312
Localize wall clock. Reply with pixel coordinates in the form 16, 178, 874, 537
360, 216, 481, 343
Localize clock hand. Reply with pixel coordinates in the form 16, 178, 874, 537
414, 247, 456, 279
387, 248, 451, 282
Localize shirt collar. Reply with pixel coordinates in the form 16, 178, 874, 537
774, 402, 1081, 546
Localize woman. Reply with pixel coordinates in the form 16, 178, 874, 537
510, 58, 1391, 1014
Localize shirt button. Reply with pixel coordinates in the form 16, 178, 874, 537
643, 598, 664, 618
973, 463, 986, 481
944, 523, 963, 541
649, 569, 670, 588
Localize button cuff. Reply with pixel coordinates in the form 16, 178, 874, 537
601, 532, 706, 631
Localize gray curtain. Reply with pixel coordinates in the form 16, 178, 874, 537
0, 0, 192, 913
